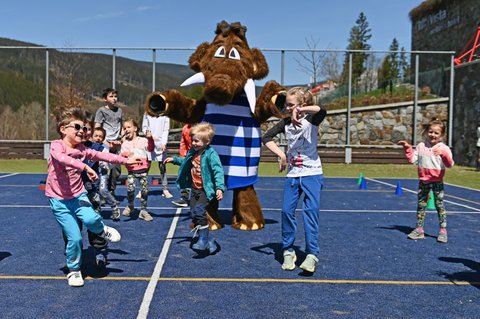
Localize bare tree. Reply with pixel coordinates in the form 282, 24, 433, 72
50, 49, 91, 112
295, 37, 342, 88
295, 36, 323, 87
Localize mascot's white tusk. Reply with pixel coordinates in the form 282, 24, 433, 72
180, 72, 205, 87
244, 79, 256, 113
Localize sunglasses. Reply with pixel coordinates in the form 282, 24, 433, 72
64, 123, 88, 133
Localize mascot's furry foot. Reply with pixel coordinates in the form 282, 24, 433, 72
231, 186, 264, 230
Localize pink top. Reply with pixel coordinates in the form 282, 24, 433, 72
46, 139, 128, 199
403, 141, 454, 182
120, 136, 154, 173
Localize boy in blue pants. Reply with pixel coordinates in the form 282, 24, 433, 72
164, 123, 225, 254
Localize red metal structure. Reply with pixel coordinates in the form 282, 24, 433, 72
454, 25, 480, 65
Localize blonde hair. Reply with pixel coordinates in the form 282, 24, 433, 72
286, 87, 314, 105
190, 122, 215, 143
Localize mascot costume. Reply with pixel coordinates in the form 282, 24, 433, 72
145, 20, 286, 231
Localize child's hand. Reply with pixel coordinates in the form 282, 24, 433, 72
126, 157, 142, 164
84, 165, 98, 182
432, 147, 443, 156
164, 157, 173, 164
291, 106, 303, 128
278, 154, 287, 172
398, 140, 410, 147
146, 130, 153, 139
216, 189, 223, 201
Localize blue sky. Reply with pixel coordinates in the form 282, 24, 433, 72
1, 0, 425, 85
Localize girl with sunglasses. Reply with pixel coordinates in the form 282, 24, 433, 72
45, 107, 140, 287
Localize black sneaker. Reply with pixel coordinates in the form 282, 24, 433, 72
172, 198, 188, 207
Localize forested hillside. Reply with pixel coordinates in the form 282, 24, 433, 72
0, 37, 196, 139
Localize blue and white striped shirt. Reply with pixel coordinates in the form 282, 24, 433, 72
202, 94, 260, 190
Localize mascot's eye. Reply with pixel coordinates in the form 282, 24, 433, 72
214, 46, 226, 58
228, 48, 240, 60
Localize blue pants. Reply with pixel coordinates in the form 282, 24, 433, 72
281, 175, 323, 256
50, 193, 105, 271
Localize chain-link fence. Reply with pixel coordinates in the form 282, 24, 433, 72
0, 46, 455, 157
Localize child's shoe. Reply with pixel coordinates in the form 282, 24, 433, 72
192, 225, 209, 250
299, 254, 318, 273
281, 250, 297, 271
139, 209, 153, 221
102, 225, 121, 243
207, 237, 218, 254
111, 207, 120, 221
172, 198, 189, 207
67, 270, 84, 287
437, 229, 448, 243
162, 189, 173, 198
95, 251, 107, 268
407, 228, 425, 240
123, 205, 133, 217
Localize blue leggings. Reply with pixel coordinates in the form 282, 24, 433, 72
50, 193, 105, 271
281, 175, 323, 256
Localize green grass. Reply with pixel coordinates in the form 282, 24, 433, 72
1, 159, 478, 190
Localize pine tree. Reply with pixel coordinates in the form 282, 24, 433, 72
341, 12, 372, 86
378, 38, 401, 93
399, 46, 411, 82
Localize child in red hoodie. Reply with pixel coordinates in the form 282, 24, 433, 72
120, 118, 155, 221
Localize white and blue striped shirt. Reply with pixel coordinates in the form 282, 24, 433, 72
202, 94, 260, 190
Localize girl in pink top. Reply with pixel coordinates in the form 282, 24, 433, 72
399, 119, 454, 243
120, 118, 155, 221
46, 107, 140, 287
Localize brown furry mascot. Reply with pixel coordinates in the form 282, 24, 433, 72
146, 20, 286, 230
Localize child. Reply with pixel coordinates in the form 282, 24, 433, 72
171, 123, 192, 207
164, 123, 225, 254
398, 118, 454, 243
91, 127, 121, 220
262, 87, 327, 273
120, 118, 155, 221
94, 88, 123, 195
141, 111, 172, 198
46, 107, 140, 287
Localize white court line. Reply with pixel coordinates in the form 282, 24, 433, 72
0, 173, 18, 179
137, 207, 182, 319
368, 178, 480, 212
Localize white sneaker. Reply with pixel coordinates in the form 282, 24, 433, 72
162, 189, 173, 198
299, 254, 319, 273
67, 270, 84, 287
102, 225, 121, 243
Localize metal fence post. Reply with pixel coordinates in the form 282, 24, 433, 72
44, 49, 50, 159
152, 49, 156, 92
413, 54, 419, 146
345, 52, 353, 164
112, 49, 116, 89
448, 54, 455, 147
281, 50, 285, 86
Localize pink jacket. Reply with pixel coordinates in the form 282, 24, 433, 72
120, 136, 154, 173
403, 141, 454, 183
45, 140, 128, 199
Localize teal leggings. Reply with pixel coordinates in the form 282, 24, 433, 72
50, 193, 104, 271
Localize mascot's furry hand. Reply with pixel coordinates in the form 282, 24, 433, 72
145, 92, 167, 117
